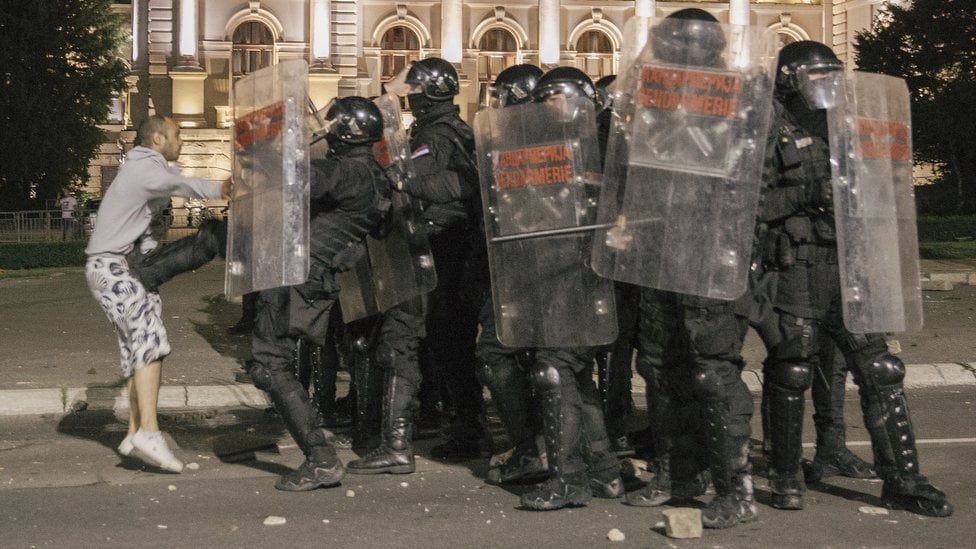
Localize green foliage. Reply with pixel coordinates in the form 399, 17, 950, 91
0, 241, 87, 270
855, 0, 976, 213
0, 0, 127, 211
916, 215, 976, 241
918, 241, 976, 260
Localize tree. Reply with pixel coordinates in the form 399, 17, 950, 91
854, 0, 976, 213
0, 0, 127, 211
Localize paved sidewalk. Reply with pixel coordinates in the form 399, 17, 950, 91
1, 259, 974, 415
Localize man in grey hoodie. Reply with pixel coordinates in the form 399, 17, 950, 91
85, 115, 230, 473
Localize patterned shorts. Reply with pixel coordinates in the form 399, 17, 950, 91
86, 255, 171, 379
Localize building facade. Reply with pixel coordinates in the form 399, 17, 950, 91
89, 0, 892, 199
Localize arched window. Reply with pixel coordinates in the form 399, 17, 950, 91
776, 31, 799, 49
478, 28, 519, 105
379, 26, 422, 84
576, 30, 614, 82
232, 21, 274, 78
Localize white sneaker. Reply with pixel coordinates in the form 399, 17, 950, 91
118, 434, 135, 457
132, 430, 184, 473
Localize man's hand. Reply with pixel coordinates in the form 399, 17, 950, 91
221, 178, 233, 200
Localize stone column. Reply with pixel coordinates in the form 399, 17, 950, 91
170, 0, 206, 127
729, 0, 750, 26
634, 0, 655, 18
441, 0, 463, 63
539, 0, 560, 66
309, 0, 341, 109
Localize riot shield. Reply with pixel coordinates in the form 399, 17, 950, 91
337, 94, 436, 322
592, 19, 776, 300
475, 96, 617, 347
828, 71, 923, 333
226, 59, 310, 300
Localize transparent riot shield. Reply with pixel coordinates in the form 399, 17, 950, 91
592, 19, 776, 300
337, 94, 436, 322
226, 59, 310, 300
828, 71, 923, 333
475, 96, 617, 347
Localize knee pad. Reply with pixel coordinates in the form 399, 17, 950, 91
770, 362, 813, 392
691, 367, 724, 400
529, 363, 561, 394
476, 358, 519, 390
863, 354, 905, 387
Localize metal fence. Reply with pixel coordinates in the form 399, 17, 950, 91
0, 209, 210, 244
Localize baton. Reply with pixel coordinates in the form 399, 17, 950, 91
489, 216, 660, 243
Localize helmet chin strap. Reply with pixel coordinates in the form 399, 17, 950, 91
326, 136, 354, 156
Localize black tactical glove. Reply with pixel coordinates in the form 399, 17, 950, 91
383, 164, 410, 191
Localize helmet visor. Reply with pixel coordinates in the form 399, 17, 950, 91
307, 97, 338, 142
796, 65, 843, 109
384, 64, 424, 97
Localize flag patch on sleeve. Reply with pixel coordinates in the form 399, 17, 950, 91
411, 144, 431, 159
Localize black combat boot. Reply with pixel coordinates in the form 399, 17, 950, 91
579, 377, 624, 498
804, 447, 876, 482
256, 369, 345, 492
867, 381, 953, 517
767, 384, 806, 510
130, 218, 226, 292
700, 388, 758, 529
520, 365, 591, 511
348, 372, 417, 474
807, 351, 876, 481
702, 435, 758, 528
479, 360, 546, 484
275, 444, 346, 491
624, 457, 672, 507
486, 439, 547, 485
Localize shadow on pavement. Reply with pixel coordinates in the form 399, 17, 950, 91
55, 406, 294, 476
190, 293, 252, 365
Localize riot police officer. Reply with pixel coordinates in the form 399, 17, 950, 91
389, 57, 489, 460
755, 40, 952, 517
592, 73, 639, 457
474, 63, 548, 485
620, 9, 758, 529
515, 67, 623, 510
245, 96, 390, 491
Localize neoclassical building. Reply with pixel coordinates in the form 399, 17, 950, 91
90, 0, 892, 197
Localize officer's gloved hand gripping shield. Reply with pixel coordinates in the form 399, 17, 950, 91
474, 94, 617, 348
335, 93, 437, 322
592, 16, 777, 300
827, 71, 923, 333
226, 59, 310, 299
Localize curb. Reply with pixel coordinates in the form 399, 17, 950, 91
0, 384, 271, 416
1, 362, 974, 417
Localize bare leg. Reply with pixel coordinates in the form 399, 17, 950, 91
133, 360, 162, 432
126, 377, 140, 435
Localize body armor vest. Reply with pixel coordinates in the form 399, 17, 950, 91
309, 147, 391, 274
773, 109, 836, 245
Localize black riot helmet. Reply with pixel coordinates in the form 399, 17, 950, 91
403, 57, 460, 100
775, 40, 844, 109
531, 66, 597, 103
489, 63, 544, 108
652, 8, 727, 68
323, 96, 384, 148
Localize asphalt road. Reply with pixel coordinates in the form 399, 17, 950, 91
1, 386, 973, 548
